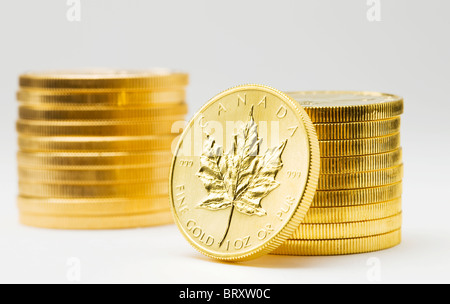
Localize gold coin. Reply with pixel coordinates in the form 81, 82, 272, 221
271, 229, 402, 256
19, 70, 189, 91
18, 135, 178, 152
17, 89, 186, 106
320, 148, 402, 174
17, 196, 170, 216
287, 91, 403, 123
319, 133, 400, 157
317, 164, 403, 190
17, 151, 173, 169
19, 182, 168, 198
18, 104, 188, 121
170, 85, 320, 262
16, 119, 183, 136
18, 166, 170, 184
312, 182, 402, 207
304, 198, 402, 223
19, 209, 174, 230
291, 213, 402, 240
314, 117, 401, 140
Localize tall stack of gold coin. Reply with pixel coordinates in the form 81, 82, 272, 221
273, 91, 403, 255
16, 70, 188, 229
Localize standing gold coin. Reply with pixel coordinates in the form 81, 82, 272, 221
271, 229, 402, 256
317, 164, 403, 190
291, 213, 402, 240
170, 85, 320, 261
18, 135, 178, 152
287, 91, 404, 123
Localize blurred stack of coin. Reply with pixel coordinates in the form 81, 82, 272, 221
16, 70, 189, 229
273, 91, 403, 255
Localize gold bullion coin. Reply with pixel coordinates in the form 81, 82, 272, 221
320, 148, 402, 174
17, 151, 173, 169
287, 91, 404, 123
16, 119, 183, 136
314, 117, 401, 140
19, 182, 168, 198
17, 196, 170, 216
312, 182, 402, 207
19, 69, 189, 91
18, 104, 188, 121
291, 213, 402, 240
319, 133, 400, 157
18, 166, 170, 184
317, 164, 403, 190
170, 85, 320, 261
271, 229, 402, 256
19, 209, 174, 230
18, 135, 178, 152
17, 89, 186, 106
304, 198, 402, 223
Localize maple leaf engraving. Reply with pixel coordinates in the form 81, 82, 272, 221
196, 107, 287, 246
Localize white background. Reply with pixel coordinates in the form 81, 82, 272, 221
0, 0, 449, 283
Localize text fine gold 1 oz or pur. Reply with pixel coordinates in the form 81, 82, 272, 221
271, 229, 402, 256
19, 210, 174, 230
18, 135, 178, 152
290, 213, 402, 240
311, 182, 402, 207
17, 196, 171, 216
17, 151, 173, 169
319, 148, 402, 174
17, 90, 186, 106
170, 85, 320, 262
287, 91, 404, 123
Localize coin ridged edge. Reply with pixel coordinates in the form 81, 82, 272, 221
271, 229, 402, 256
314, 117, 401, 140
320, 148, 402, 174
319, 133, 400, 157
291, 213, 402, 239
312, 182, 403, 207
317, 164, 403, 190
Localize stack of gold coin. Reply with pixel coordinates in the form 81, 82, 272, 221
272, 91, 403, 255
16, 70, 189, 229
